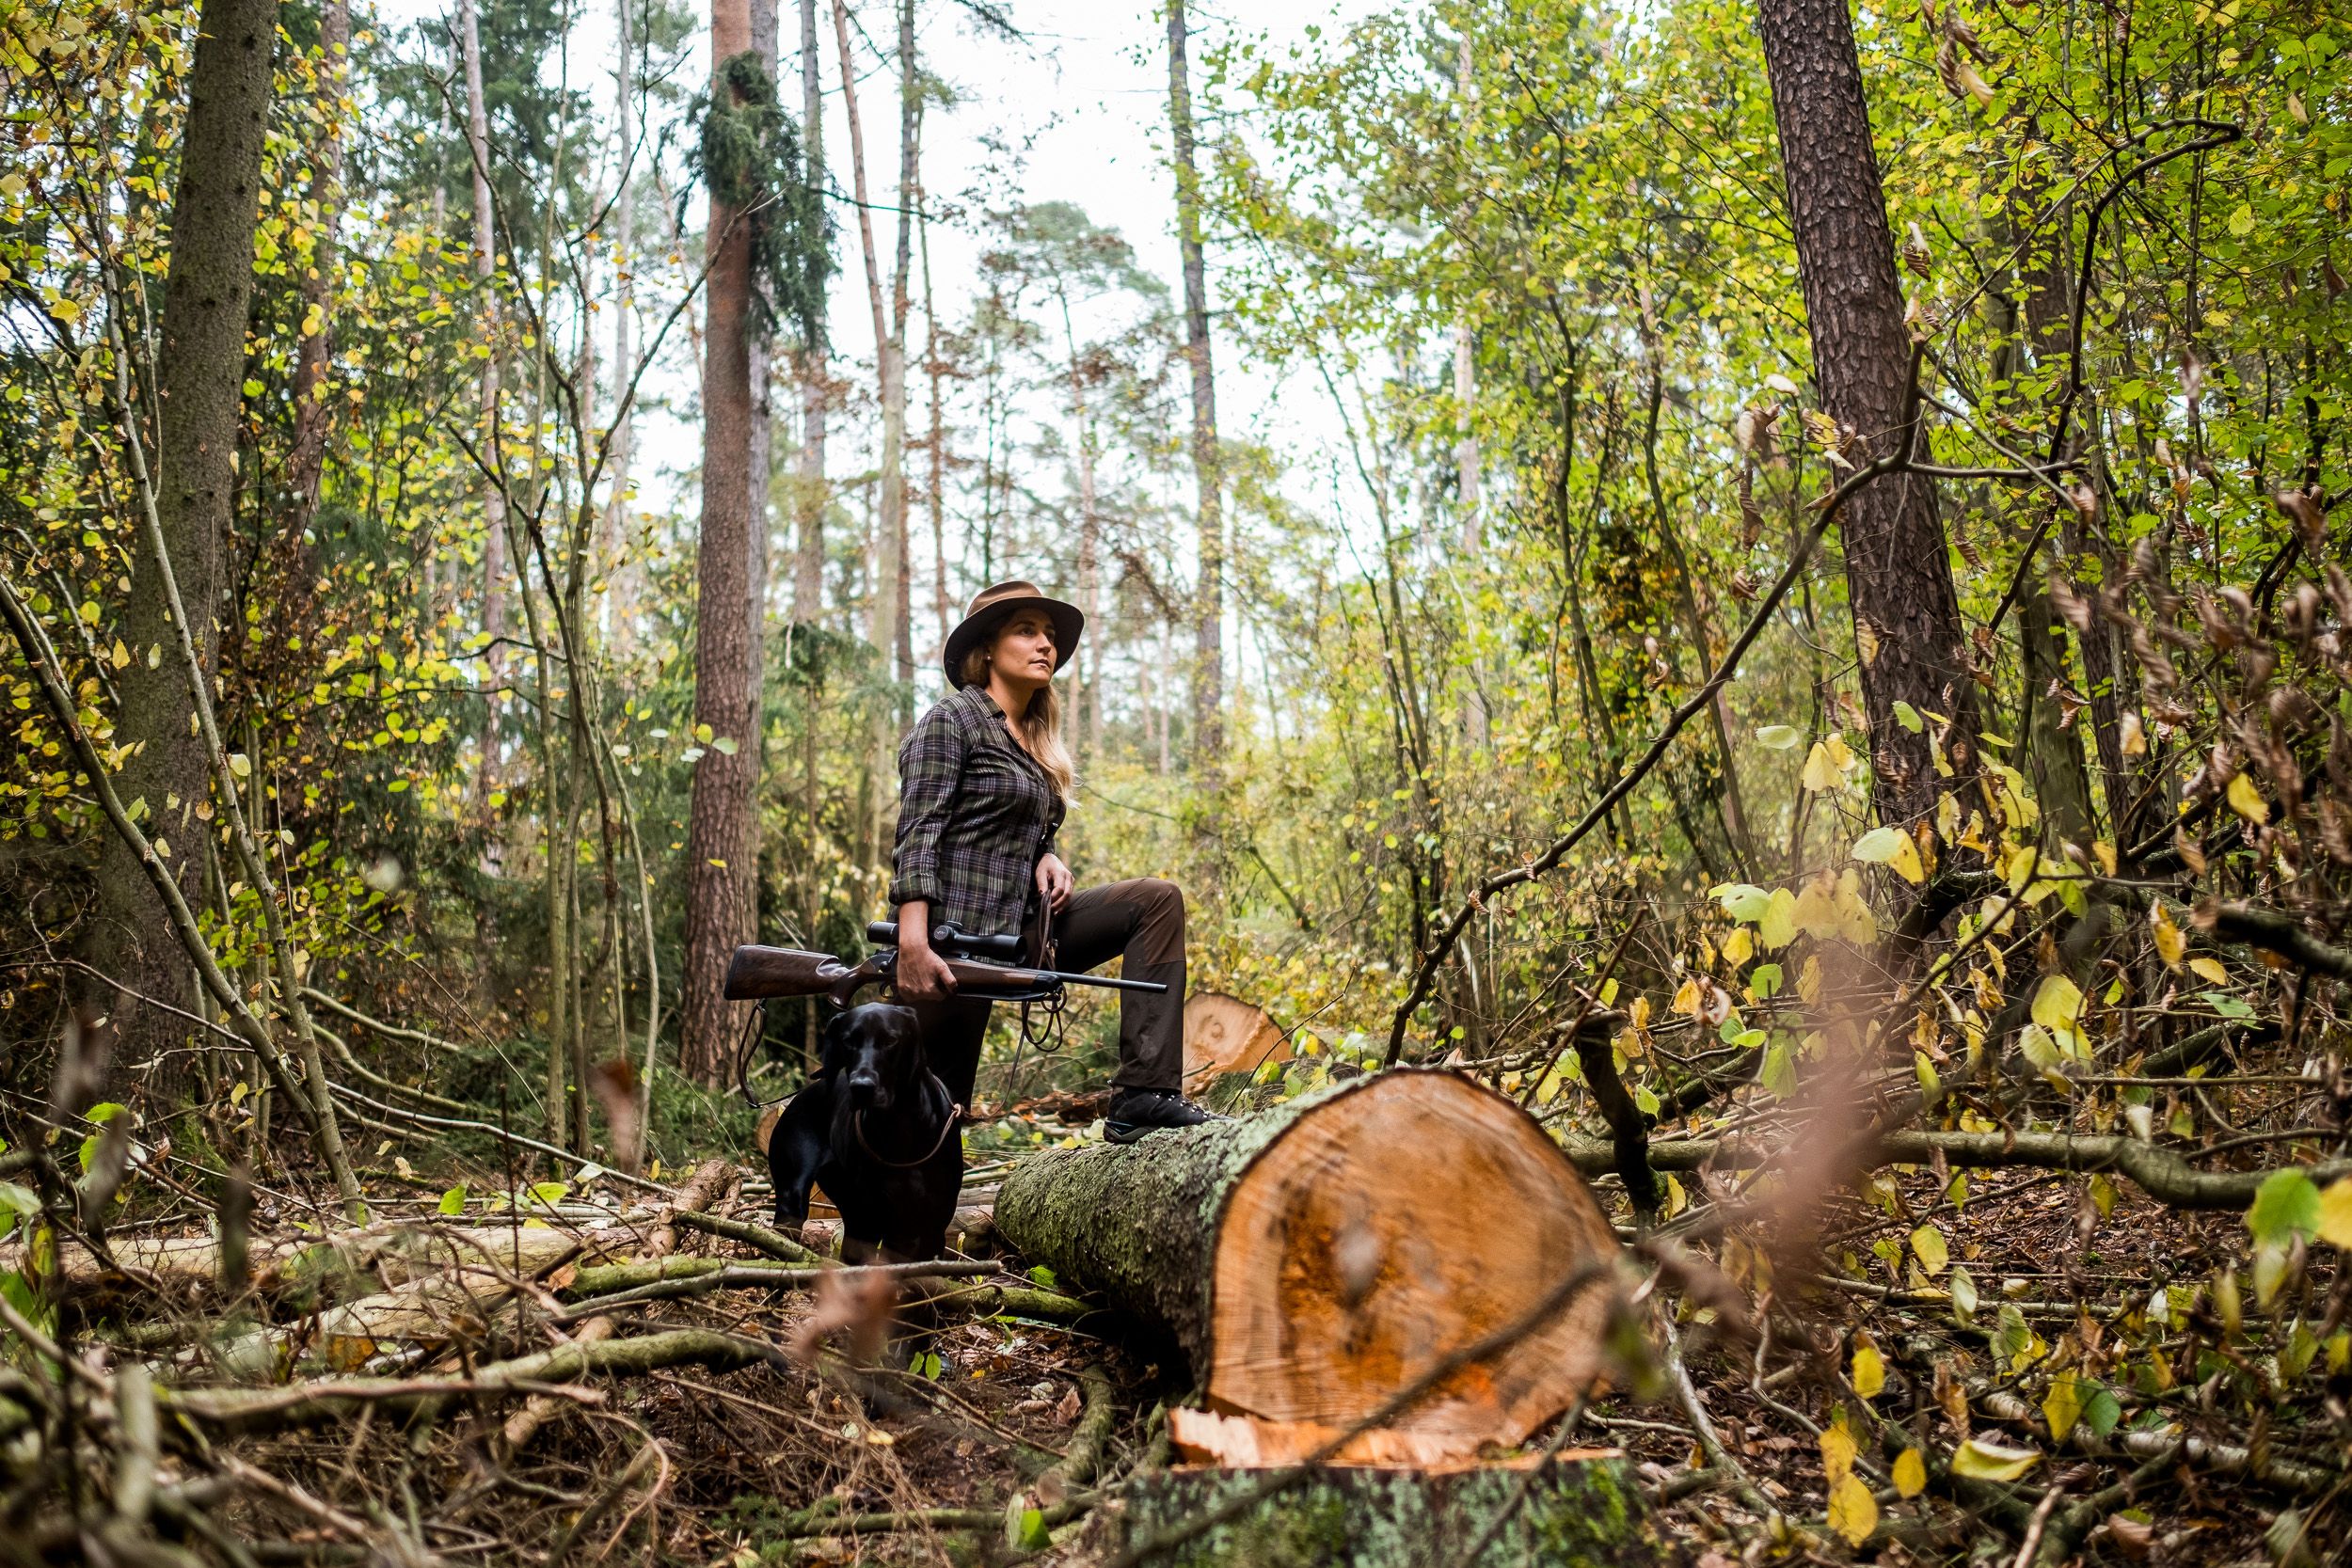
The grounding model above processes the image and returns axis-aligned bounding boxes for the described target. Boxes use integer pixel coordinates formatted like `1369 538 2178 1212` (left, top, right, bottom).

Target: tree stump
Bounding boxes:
994 1069 1619 1456
1117 1452 1648 1568
1183 990 1290 1085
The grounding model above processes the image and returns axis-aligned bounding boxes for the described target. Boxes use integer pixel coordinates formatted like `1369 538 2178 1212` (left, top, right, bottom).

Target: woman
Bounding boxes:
889 579 1222 1144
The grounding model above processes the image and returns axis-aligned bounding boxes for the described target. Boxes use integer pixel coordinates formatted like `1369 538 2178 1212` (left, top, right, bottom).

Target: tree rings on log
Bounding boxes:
993 1069 1620 1461
1207 1070 1616 1450
1119 1451 1645 1568
1184 990 1290 1084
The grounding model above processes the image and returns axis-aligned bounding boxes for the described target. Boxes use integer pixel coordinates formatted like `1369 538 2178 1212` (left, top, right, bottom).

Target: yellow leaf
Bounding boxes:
1802 741 1841 792
2151 904 2185 968
1673 976 1701 1016
1819 1420 1858 1485
1828 1473 1879 1547
1950 1438 2041 1481
1721 927 1754 967
1886 833 1925 883
1759 888 1798 951
2226 771 2269 825
1798 954 1823 1004
1851 1341 1885 1400
1892 1448 1927 1498
1911 1224 1949 1275
2030 974 2084 1045
2042 1370 2083 1444
1794 874 1841 938
2187 955 2229 986
2317 1178 2352 1249
109 639 130 670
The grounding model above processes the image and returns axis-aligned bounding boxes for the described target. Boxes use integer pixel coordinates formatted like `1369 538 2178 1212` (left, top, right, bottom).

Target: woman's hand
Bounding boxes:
1036 853 1073 913
897 938 959 1002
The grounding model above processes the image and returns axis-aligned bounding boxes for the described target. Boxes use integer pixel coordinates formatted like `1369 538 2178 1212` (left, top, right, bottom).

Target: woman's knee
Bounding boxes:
1136 878 1185 936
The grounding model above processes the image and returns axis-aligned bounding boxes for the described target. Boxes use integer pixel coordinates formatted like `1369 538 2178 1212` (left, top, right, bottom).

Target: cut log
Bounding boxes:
1184 991 1290 1085
1117 1452 1646 1568
994 1069 1618 1458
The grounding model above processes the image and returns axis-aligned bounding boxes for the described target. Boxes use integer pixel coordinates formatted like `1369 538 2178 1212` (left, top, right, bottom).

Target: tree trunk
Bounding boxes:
748 0 778 757
679 0 762 1085
889 0 917 705
832 0 903 678
1057 288 1101 764
1754 0 1979 827
458 0 510 800
1166 0 1223 771
790 0 827 626
2020 583 2094 846
90 0 277 1097
603 0 636 652
993 1071 1618 1454
285 0 347 517
1119 1454 1644 1568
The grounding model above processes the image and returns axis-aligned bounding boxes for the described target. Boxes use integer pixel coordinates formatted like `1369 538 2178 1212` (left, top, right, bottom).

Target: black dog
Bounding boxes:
767 1003 963 1262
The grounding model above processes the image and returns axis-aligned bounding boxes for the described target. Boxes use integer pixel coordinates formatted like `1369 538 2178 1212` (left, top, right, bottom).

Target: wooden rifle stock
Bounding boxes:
723 945 877 1003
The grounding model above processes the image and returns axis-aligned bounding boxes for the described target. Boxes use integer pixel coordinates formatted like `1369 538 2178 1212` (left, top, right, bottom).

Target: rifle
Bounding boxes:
723 921 1169 1009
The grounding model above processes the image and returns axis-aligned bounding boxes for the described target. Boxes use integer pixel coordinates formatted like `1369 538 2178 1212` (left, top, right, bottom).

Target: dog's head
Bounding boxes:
821 1003 927 1113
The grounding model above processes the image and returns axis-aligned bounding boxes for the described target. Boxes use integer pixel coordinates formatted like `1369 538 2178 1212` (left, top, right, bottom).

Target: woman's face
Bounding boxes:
988 610 1058 689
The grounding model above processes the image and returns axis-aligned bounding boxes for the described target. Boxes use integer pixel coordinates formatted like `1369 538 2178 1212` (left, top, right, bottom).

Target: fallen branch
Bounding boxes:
776 1494 1097 1541
552 1259 1001 1323
167 1328 762 1433
667 1207 822 1263
1971 1382 2333 1495
323 1079 670 1194
1565 1128 2349 1211
301 988 471 1055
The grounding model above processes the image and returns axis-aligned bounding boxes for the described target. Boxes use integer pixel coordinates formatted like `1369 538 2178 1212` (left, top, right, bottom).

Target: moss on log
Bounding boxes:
994 1069 1619 1455
1117 1455 1647 1568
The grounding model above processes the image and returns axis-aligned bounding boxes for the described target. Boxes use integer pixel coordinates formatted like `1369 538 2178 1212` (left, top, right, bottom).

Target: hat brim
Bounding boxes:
942 595 1086 687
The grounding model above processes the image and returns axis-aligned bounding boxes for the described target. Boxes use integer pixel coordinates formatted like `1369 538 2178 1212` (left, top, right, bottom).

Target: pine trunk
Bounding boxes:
790 0 827 625
993 1070 1619 1455
679 0 762 1085
1166 0 1223 772
90 0 277 1095
1754 0 1979 827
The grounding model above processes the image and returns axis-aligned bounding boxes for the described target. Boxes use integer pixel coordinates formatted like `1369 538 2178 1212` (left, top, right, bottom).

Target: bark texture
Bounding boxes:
91 0 277 1089
679 0 762 1084
1755 0 1979 826
1118 1455 1645 1568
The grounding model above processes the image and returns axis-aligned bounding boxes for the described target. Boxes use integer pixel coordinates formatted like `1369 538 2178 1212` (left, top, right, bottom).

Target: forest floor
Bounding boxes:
8 1079 2340 1568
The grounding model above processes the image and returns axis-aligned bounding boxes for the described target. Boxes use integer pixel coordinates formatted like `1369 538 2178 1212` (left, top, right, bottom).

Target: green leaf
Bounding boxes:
710 736 739 755
1748 963 1783 1000
1027 1264 1057 1290
527 1180 569 1208
1017 1508 1052 1550
437 1185 468 1216
2081 1382 2122 1438
1710 882 1771 922
2247 1169 2321 1248
1891 700 1923 733
1850 826 1907 862
1755 724 1803 750
1760 1042 1795 1099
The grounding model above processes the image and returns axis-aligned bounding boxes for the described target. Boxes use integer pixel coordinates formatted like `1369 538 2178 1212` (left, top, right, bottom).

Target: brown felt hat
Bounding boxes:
941 579 1085 688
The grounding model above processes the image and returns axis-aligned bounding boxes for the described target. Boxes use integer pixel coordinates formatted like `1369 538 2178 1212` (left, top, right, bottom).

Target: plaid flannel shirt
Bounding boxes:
889 684 1065 940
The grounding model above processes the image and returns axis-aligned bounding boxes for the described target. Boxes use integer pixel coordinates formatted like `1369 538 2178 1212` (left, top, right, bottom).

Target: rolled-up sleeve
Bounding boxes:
888 708 965 909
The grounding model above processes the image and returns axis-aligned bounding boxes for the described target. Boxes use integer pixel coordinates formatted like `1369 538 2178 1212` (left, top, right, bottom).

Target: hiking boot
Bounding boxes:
1104 1088 1226 1145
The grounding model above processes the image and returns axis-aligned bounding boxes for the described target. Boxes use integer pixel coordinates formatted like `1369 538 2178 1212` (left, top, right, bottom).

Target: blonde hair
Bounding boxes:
959 644 1075 800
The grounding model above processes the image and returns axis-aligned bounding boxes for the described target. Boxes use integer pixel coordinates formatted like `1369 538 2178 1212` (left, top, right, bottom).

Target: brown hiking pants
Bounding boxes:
910 877 1187 1107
